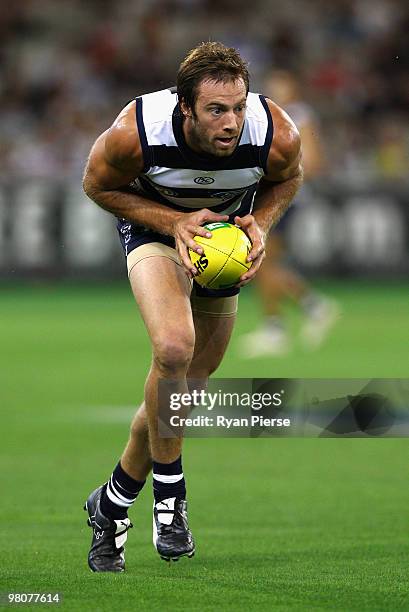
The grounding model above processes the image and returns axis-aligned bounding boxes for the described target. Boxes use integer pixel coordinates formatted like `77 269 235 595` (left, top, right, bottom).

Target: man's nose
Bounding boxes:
222 110 237 131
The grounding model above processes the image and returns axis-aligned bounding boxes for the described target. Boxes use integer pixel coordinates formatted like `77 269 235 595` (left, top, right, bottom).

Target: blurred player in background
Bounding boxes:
240 70 340 357
82 43 302 572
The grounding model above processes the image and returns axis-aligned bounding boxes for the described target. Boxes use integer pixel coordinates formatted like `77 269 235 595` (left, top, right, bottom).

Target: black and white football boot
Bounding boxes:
84 485 133 572
153 497 195 562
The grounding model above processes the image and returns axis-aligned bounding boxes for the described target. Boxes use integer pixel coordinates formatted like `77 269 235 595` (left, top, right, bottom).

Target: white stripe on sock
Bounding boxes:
106 487 133 507
152 472 184 484
110 477 136 503
110 477 136 504
107 479 134 507
106 485 133 507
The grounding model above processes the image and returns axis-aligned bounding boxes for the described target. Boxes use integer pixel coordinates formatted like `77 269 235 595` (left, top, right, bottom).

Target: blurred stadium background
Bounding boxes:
1 0 408 278
1 1 409 609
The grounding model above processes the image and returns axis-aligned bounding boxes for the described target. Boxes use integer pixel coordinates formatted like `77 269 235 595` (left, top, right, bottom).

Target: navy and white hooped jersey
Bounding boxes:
129 88 273 217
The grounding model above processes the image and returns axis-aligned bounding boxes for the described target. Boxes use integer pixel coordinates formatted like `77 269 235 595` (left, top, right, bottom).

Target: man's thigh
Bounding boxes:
127 243 193 345
189 293 238 375
127 241 237 368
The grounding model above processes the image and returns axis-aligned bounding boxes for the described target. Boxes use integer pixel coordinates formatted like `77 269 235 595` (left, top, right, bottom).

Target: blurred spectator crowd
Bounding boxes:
1 0 408 185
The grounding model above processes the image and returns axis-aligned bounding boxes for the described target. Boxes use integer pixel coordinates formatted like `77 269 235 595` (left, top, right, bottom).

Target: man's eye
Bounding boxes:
211 108 222 115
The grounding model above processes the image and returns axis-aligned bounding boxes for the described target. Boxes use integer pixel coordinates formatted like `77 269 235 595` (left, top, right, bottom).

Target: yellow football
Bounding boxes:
189 222 252 289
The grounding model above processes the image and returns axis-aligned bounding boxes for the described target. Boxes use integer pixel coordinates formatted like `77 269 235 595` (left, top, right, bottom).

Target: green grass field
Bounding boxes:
1 281 409 611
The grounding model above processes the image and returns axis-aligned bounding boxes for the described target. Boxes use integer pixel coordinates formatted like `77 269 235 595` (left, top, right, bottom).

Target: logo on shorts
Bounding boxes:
194 176 215 185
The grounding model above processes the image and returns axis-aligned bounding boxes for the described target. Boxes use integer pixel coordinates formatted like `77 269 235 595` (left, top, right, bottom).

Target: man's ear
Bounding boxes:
180 100 192 118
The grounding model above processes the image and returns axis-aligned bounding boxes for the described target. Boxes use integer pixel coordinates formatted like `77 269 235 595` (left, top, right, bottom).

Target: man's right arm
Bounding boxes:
82 101 227 276
82 101 184 236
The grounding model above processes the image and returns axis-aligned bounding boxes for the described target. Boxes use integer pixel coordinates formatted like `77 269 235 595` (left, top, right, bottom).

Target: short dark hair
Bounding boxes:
177 42 250 110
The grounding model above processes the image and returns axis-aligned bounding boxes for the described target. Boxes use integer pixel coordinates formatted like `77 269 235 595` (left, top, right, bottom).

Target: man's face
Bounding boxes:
181 78 247 157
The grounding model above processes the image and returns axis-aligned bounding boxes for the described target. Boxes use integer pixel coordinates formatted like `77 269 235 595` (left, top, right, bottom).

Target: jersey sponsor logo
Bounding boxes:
153 185 179 197
194 176 215 185
210 189 244 201
162 188 178 197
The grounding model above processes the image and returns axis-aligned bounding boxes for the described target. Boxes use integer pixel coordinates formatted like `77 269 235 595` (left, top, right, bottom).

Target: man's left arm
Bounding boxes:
235 99 303 286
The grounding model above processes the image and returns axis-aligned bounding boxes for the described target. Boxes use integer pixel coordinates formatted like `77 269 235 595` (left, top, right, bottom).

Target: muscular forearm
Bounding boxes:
83 182 182 236
252 171 303 235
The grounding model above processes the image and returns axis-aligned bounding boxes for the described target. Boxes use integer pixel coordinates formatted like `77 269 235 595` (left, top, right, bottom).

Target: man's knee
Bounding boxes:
153 332 195 374
130 406 149 438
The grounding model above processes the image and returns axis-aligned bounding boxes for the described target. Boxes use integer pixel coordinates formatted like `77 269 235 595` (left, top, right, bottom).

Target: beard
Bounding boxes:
188 117 237 158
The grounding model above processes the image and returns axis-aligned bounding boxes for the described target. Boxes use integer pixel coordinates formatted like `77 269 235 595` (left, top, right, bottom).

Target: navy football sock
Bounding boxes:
100 461 146 520
152 456 186 503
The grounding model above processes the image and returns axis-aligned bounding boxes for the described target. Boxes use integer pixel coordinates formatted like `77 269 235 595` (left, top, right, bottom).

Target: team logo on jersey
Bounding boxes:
194 176 215 185
162 188 178 197
210 189 244 201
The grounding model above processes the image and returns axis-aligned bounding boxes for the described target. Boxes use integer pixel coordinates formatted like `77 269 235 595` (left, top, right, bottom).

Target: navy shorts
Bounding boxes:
117 219 240 298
